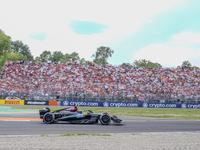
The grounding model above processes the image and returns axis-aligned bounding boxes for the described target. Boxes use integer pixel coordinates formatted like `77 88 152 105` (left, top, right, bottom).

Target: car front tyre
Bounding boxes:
99 114 111 125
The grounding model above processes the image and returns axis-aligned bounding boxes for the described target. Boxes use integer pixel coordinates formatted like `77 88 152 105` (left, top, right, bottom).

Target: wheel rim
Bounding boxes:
45 115 52 122
102 116 110 123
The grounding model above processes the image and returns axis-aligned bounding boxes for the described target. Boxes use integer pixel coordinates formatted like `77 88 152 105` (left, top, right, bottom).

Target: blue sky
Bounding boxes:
29 33 47 41
0 0 200 67
69 21 108 35
109 1 200 67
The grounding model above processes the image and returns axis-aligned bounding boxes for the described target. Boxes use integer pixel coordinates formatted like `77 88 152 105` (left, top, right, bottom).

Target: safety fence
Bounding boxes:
1 93 200 104
1 99 200 109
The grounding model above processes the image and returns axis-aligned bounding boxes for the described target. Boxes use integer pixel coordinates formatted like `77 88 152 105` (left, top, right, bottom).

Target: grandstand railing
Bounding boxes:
1 93 200 104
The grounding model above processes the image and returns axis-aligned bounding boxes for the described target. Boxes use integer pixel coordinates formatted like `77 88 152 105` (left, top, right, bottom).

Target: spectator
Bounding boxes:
0 61 200 102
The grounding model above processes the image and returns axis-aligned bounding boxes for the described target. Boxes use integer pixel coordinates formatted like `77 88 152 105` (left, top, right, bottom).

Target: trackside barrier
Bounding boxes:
24 100 49 105
49 100 58 106
0 99 24 105
24 100 57 106
60 100 200 109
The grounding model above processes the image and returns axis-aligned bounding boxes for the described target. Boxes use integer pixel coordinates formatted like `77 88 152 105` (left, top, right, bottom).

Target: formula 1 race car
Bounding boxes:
39 106 124 125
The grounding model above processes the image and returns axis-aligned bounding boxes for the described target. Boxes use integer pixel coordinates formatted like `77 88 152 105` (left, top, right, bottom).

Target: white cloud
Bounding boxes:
172 32 200 44
0 0 181 60
133 32 200 67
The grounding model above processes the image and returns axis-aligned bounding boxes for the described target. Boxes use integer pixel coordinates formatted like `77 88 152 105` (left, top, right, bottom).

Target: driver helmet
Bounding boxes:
74 105 78 111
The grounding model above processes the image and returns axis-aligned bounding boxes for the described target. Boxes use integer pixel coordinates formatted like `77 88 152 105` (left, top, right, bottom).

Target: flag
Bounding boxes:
126 95 132 99
139 96 145 102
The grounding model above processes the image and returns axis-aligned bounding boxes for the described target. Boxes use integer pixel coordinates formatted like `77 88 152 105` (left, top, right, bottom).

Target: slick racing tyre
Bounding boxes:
43 112 55 124
99 113 111 125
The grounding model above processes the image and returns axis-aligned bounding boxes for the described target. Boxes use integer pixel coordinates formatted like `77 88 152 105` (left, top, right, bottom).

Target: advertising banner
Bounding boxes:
24 100 49 105
60 100 200 109
142 103 200 109
141 103 178 108
60 100 101 107
0 99 24 105
179 103 200 109
49 100 58 106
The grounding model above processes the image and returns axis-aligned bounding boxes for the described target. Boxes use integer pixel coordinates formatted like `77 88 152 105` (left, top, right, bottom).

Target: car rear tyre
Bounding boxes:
99 114 111 125
43 113 55 124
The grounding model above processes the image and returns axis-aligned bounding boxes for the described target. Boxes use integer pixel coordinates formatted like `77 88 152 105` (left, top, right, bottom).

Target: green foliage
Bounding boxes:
35 56 41 62
60 53 74 64
92 46 114 66
120 63 132 68
64 53 71 61
11 40 33 60
134 59 162 68
60 58 66 64
12 107 200 120
49 51 64 62
35 50 82 64
0 54 7 71
41 133 111 137
181 60 192 69
79 58 86 65
0 29 11 56
7 52 27 61
191 66 199 70
0 52 27 71
70 52 80 62
39 50 51 62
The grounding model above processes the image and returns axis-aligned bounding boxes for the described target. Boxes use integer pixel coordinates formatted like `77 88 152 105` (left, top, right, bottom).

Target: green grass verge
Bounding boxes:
41 133 111 137
12 107 200 120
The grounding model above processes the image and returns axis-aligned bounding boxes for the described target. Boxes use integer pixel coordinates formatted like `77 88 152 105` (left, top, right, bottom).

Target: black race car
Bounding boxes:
39 106 124 125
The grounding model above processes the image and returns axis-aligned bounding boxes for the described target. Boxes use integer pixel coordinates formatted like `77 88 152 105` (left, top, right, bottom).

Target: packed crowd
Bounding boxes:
0 60 200 102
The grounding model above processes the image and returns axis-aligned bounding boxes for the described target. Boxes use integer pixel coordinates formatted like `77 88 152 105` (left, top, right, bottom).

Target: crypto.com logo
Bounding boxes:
103 102 109 107
63 101 69 106
142 103 148 108
181 104 187 108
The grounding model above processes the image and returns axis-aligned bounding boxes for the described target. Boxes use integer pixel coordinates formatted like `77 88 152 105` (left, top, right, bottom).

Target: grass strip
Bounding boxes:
41 133 111 137
12 107 200 120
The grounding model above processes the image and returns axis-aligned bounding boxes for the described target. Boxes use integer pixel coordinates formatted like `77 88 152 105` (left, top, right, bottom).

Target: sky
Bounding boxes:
0 0 200 67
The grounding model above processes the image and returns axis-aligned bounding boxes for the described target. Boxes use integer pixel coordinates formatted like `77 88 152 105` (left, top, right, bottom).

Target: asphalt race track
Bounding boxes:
0 111 200 135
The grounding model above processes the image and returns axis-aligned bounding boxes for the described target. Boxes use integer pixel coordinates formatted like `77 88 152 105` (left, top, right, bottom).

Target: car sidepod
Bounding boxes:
55 114 99 124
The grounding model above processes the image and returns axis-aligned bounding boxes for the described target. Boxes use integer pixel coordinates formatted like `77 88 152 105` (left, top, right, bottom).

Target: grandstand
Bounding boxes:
0 60 200 103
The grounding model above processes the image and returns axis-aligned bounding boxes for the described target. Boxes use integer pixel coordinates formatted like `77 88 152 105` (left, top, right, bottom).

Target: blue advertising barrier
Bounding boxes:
60 100 200 109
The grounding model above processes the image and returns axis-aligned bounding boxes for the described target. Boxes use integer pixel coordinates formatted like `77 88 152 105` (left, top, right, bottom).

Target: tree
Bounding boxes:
39 50 51 62
0 52 27 71
0 54 7 71
133 59 162 68
50 51 64 62
35 56 41 62
7 52 27 61
79 58 86 65
64 53 71 61
0 29 11 56
79 58 92 65
70 52 80 62
181 60 192 69
120 63 132 68
92 46 114 66
11 40 33 60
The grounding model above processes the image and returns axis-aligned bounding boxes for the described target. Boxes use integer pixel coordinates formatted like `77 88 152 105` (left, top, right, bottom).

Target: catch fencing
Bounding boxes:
1 93 200 104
